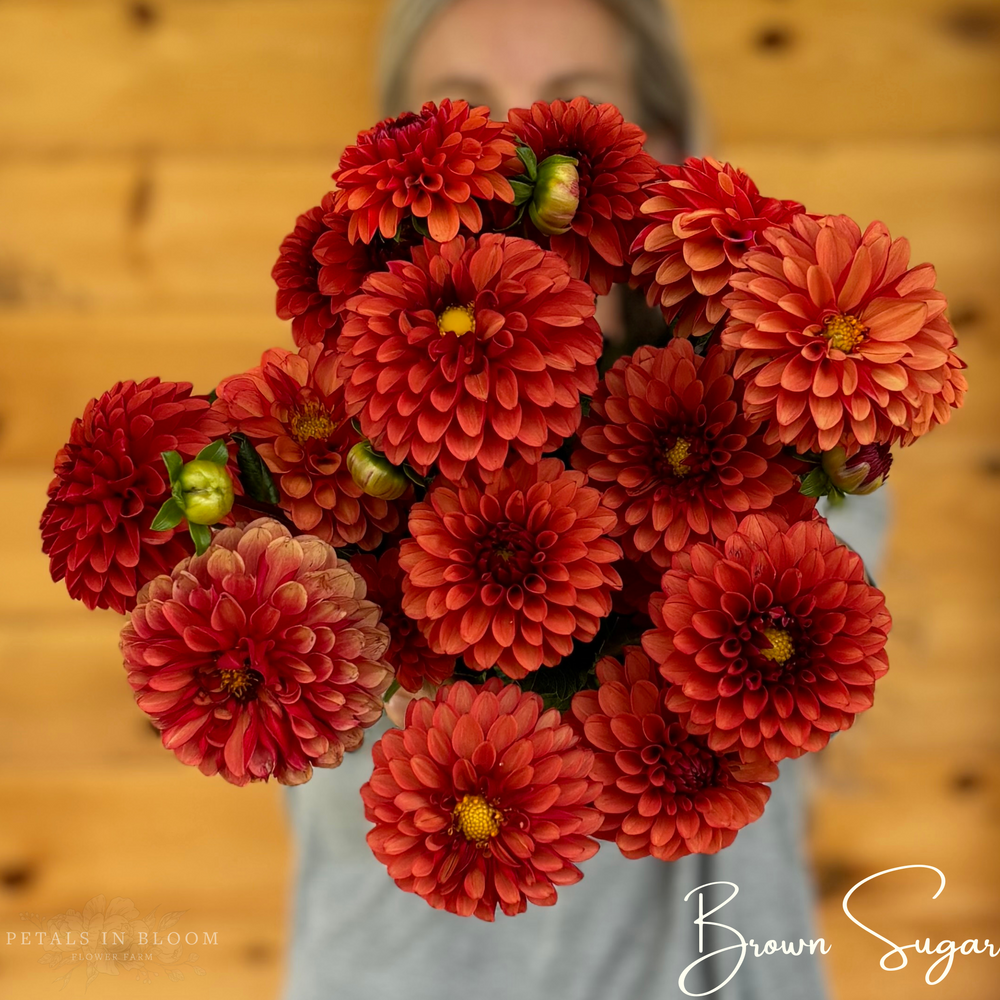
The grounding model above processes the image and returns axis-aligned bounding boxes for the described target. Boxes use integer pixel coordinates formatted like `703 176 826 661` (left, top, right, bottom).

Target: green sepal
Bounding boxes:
206 389 218 404
538 153 579 169
161 450 184 485
188 521 213 556
411 215 431 239
195 439 230 465
403 464 429 487
496 205 528 233
150 497 185 532
509 178 536 207
516 144 538 181
231 432 280 505
800 467 839 498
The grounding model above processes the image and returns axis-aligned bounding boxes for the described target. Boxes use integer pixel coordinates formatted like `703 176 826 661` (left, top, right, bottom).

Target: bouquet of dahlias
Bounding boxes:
41 97 965 921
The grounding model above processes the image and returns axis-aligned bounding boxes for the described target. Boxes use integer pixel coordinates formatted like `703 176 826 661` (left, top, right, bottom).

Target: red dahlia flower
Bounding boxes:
351 548 457 693
509 98 659 294
722 213 967 454
642 514 891 764
361 678 602 920
631 157 804 338
333 99 517 244
216 344 410 547
273 193 342 347
337 234 602 483
573 340 800 569
572 647 775 861
40 378 231 613
273 196 400 348
399 459 622 680
121 518 392 785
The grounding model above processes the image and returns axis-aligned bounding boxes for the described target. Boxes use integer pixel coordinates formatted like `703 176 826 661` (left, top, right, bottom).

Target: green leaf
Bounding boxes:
411 215 431 238
516 144 538 180
206 389 218 404
161 450 184 485
150 497 184 532
195 439 229 465
188 521 213 556
509 178 535 207
232 432 280 505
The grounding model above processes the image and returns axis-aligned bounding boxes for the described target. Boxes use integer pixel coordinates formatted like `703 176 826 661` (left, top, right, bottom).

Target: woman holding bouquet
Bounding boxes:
279 1 888 998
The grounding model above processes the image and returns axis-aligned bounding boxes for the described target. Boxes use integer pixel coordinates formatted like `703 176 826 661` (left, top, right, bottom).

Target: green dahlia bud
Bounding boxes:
347 441 409 500
820 443 893 496
178 459 235 525
528 154 580 237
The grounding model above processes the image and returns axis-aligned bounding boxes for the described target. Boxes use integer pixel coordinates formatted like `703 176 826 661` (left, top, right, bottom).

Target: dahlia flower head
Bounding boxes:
336 233 603 483
630 156 804 338
40 378 232 614
351 548 458 694
272 193 406 348
333 99 518 244
361 678 602 920
642 514 891 764
399 458 622 680
573 338 801 571
509 97 659 294
121 518 392 786
216 343 410 548
572 647 776 862
723 213 966 454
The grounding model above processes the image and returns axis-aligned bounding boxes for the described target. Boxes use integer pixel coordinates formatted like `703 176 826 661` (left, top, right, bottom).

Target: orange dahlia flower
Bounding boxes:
722 213 967 454
40 378 231 613
573 340 801 568
121 518 392 785
630 157 804 338
351 548 457 693
399 459 622 680
642 514 891 764
333 100 517 244
216 344 410 547
336 234 602 483
361 678 602 920
508 98 659 294
572 647 775 861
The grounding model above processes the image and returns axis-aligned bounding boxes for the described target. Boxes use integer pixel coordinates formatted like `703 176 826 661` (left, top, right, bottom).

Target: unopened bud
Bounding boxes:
529 155 580 237
347 441 409 500
821 443 893 495
178 460 235 524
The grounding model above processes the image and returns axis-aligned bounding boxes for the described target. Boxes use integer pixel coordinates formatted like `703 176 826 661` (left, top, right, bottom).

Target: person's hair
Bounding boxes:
377 0 701 155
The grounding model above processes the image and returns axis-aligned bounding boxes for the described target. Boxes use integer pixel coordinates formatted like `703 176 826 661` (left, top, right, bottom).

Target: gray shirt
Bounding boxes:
283 493 887 1000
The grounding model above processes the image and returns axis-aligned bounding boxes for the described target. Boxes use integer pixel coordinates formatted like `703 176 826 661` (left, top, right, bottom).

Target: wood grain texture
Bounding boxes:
0 2 997 998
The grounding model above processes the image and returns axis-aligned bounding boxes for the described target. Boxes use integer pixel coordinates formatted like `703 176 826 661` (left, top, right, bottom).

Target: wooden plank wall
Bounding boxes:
0 1 997 997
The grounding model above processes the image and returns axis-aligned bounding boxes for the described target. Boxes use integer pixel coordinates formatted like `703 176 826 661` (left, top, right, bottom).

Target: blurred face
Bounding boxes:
406 0 638 121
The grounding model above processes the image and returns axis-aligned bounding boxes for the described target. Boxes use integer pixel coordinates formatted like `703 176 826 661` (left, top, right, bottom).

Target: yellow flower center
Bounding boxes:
759 627 795 665
822 313 867 353
451 794 503 847
289 400 339 445
665 437 693 478
437 304 476 338
218 667 261 702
